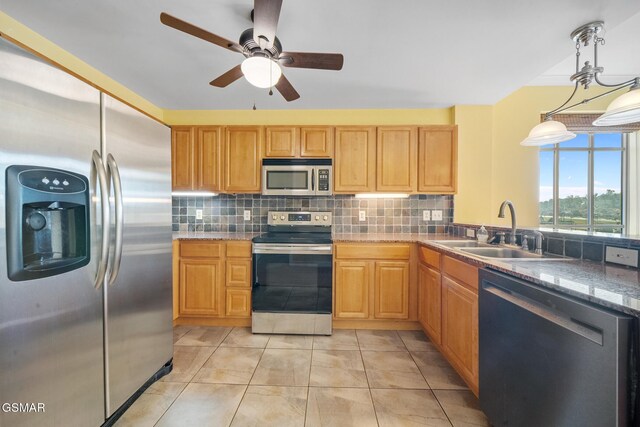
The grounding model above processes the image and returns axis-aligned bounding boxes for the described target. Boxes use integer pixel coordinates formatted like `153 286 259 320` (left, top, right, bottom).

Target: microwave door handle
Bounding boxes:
311 168 315 192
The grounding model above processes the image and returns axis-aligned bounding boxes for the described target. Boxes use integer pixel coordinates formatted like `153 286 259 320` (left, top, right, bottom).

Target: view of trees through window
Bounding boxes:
539 133 624 233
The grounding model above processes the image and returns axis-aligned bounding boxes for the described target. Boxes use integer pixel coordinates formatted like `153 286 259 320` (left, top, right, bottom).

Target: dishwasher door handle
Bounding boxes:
484 284 604 345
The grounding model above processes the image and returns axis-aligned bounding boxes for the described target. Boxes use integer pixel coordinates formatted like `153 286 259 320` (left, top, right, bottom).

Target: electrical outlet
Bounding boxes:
422 210 431 221
243 210 251 221
605 246 638 268
466 228 476 238
432 210 443 221
195 209 203 220
359 210 366 222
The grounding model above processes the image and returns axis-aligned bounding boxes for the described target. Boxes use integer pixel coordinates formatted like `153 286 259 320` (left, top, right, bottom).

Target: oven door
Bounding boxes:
252 243 332 314
261 165 314 196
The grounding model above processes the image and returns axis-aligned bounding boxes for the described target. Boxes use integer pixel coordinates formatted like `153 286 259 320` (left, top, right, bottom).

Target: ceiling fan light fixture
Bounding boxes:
241 56 282 88
520 119 576 146
593 85 640 126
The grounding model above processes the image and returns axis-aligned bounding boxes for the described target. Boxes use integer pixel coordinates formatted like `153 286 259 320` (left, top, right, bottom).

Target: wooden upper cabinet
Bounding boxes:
197 126 223 191
334 127 376 193
265 127 298 157
418 125 458 193
376 126 417 192
300 126 334 157
171 127 195 190
224 126 263 193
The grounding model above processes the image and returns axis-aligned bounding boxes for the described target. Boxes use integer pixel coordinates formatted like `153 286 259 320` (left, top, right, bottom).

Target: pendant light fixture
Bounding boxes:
521 21 640 146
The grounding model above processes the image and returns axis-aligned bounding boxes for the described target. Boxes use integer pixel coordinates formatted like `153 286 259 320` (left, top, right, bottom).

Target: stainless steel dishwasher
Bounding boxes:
479 268 634 427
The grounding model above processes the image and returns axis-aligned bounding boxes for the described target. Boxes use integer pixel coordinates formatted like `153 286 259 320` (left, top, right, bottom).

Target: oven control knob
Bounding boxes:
323 215 328 221
272 214 277 220
280 215 285 220
315 215 320 220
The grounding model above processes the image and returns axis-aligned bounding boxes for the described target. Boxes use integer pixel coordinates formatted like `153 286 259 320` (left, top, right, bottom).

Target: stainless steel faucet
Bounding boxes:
498 200 517 245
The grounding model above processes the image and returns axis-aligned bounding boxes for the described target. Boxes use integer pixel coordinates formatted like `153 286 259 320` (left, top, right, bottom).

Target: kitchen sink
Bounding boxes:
431 240 489 248
459 247 570 261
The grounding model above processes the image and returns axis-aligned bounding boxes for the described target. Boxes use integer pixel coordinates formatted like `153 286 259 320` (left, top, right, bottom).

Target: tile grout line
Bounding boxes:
355 330 382 427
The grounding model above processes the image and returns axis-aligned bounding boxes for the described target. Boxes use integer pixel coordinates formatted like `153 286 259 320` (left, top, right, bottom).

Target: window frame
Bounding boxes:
539 132 627 232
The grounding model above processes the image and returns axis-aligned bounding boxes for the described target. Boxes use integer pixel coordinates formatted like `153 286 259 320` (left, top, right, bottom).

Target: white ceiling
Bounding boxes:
2 0 640 110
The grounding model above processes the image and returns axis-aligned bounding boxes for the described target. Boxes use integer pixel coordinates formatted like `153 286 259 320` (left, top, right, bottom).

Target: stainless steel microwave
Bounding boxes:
262 159 332 196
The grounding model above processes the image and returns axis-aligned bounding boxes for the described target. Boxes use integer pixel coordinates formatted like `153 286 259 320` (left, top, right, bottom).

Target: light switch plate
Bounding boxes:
243 210 251 221
432 210 443 221
605 246 638 268
466 228 476 238
359 211 366 222
423 210 431 221
195 209 203 220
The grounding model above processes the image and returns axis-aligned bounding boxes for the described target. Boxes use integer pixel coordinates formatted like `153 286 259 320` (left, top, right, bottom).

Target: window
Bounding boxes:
539 132 626 233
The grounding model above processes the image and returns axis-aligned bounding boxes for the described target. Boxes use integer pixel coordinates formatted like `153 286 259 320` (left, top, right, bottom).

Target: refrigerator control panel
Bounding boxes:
6 165 90 281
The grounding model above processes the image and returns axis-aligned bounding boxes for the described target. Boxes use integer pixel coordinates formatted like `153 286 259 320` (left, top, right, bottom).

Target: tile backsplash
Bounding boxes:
172 194 453 234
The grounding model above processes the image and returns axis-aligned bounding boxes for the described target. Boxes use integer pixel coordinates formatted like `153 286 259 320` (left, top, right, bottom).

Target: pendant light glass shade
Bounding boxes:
592 87 640 126
241 57 282 88
520 120 576 146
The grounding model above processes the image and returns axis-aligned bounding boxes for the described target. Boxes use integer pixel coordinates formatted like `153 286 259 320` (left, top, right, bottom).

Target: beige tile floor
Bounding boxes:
115 327 490 427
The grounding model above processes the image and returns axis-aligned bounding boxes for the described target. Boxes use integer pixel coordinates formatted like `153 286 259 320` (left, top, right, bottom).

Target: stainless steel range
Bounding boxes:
252 211 333 335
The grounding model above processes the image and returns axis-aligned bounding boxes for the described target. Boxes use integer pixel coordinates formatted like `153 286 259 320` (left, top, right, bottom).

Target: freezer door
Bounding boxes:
0 38 105 426
102 94 173 416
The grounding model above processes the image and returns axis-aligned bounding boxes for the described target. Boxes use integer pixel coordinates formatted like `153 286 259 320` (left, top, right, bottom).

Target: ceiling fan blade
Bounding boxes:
253 0 282 50
209 64 244 87
279 52 344 70
275 74 300 102
160 12 243 53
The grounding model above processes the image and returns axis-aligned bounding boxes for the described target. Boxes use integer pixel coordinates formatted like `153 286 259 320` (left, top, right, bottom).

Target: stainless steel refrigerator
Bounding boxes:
0 37 173 426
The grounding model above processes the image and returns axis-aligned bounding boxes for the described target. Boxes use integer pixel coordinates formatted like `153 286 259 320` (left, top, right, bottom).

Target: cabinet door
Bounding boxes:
265 126 298 157
418 264 441 344
179 259 224 316
441 276 478 391
300 126 334 157
224 126 263 193
334 127 376 193
334 261 370 319
171 127 195 190
226 259 251 288
226 289 251 317
418 126 457 193
376 126 417 192
197 126 223 191
374 261 409 319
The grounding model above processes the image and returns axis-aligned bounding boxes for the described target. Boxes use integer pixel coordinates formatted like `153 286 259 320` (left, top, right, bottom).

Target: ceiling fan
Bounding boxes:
160 0 344 102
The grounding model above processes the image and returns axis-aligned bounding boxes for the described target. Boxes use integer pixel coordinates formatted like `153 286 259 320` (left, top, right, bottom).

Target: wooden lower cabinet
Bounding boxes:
179 259 224 316
334 261 370 319
374 261 409 319
226 259 251 287
418 263 441 344
441 276 479 393
226 289 251 317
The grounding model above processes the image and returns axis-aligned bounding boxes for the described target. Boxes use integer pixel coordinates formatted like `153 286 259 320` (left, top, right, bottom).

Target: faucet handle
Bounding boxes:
521 235 530 251
495 232 506 245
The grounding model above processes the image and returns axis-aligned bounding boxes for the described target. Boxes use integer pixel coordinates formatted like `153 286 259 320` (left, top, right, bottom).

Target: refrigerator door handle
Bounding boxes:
106 153 124 285
91 150 110 288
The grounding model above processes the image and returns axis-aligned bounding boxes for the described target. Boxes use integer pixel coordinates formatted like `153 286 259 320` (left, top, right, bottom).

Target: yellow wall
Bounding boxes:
163 108 452 126
0 11 164 122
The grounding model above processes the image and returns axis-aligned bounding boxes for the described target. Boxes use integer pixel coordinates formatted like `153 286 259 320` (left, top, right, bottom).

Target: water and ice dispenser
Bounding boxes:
6 165 90 281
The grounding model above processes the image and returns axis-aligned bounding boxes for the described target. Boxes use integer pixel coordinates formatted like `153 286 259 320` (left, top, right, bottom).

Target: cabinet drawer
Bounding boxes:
442 256 478 291
226 241 252 258
418 245 441 270
226 259 251 288
335 244 410 260
226 289 251 317
180 241 224 258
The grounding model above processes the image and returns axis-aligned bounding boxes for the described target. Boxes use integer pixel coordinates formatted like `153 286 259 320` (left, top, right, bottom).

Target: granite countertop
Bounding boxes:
173 231 258 241
419 239 640 317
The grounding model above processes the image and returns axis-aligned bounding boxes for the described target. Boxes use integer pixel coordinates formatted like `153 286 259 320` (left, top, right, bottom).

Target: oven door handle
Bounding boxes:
253 245 333 255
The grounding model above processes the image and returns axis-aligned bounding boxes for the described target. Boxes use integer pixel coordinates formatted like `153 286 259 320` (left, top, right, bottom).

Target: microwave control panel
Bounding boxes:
317 169 330 192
